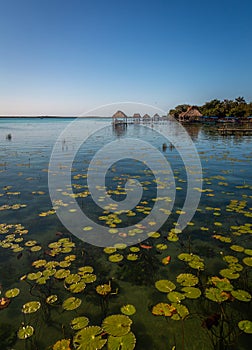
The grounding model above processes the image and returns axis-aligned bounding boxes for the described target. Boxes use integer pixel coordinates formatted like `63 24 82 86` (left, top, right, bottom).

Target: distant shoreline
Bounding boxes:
0 116 111 119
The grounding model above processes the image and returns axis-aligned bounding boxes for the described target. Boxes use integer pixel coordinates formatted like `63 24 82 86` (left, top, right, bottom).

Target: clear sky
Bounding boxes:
0 0 252 116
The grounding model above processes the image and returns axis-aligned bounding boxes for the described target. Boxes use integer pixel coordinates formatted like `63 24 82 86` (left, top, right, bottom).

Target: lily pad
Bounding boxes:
17 325 34 339
177 253 193 262
109 254 124 263
171 303 189 320
243 257 252 267
231 289 251 302
155 280 176 293
238 320 252 334
107 332 136 350
65 274 81 284
73 326 107 350
69 281 86 293
46 295 58 304
176 273 199 287
230 245 244 252
78 266 94 274
210 276 233 291
220 269 240 279
81 273 97 283
96 283 111 295
167 291 185 303
152 303 176 317
71 316 89 330
22 301 41 314
27 271 42 281
223 255 238 264
53 339 71 350
205 288 229 303
54 269 70 279
102 314 132 336
126 254 138 261
62 297 82 311
5 288 20 298
181 287 201 299
104 247 117 254
120 304 136 316
244 249 252 256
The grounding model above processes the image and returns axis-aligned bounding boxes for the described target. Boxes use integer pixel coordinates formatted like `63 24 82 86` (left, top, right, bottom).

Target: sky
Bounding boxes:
0 0 252 116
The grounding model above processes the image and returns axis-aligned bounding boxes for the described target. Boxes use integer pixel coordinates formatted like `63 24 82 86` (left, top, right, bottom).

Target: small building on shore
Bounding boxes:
112 110 128 124
142 113 151 123
178 106 202 123
132 113 141 123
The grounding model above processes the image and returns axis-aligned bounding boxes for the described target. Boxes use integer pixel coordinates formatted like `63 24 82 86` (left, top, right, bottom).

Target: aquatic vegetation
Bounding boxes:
102 314 132 336
62 297 82 311
155 280 176 293
238 320 252 334
71 316 89 330
17 324 34 340
120 304 136 316
22 301 41 314
73 326 107 350
107 332 136 350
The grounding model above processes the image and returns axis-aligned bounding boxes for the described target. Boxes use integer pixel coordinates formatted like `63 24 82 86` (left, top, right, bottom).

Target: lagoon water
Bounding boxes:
0 118 251 349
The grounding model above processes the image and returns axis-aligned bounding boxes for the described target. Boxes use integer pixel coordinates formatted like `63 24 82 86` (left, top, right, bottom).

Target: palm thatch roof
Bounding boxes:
179 106 202 118
133 113 141 118
143 113 151 119
112 110 127 119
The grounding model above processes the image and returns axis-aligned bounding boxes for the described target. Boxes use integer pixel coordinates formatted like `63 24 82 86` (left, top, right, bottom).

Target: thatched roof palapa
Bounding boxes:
112 110 128 119
179 106 202 122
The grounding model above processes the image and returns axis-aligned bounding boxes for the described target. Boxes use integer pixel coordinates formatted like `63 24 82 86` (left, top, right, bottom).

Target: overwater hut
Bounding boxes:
132 113 141 124
142 113 151 123
112 110 127 125
153 113 161 122
178 106 202 123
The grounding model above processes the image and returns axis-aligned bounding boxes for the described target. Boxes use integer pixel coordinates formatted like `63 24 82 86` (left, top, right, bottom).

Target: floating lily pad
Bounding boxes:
220 269 240 279
171 303 189 320
205 288 229 303
156 243 168 250
71 316 89 330
54 269 70 279
46 295 58 304
102 314 132 336
78 266 94 274
152 303 176 317
65 274 81 284
244 249 252 256
69 281 86 293
129 247 140 253
176 273 199 287
230 245 244 252
27 271 42 281
177 253 193 262
243 257 252 266
121 304 136 316
104 247 117 254
30 245 42 252
107 332 136 350
126 254 138 261
53 339 71 350
73 326 107 350
155 280 176 293
22 301 41 314
17 325 34 339
96 283 111 295
210 276 233 291
62 297 82 311
228 263 243 272
181 287 201 299
238 320 252 334
5 288 20 298
167 291 185 303
109 254 124 263
81 273 97 283
114 243 127 250
223 255 238 264
231 289 251 302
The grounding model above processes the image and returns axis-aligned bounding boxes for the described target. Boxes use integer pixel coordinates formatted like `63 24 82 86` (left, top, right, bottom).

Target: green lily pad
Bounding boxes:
46 295 58 304
102 314 132 336
152 303 176 317
78 266 94 274
53 339 71 350
230 245 244 252
188 258 204 270
65 274 81 284
27 271 42 281
228 263 243 272
171 303 189 320
167 291 185 303
71 316 89 330
109 254 124 263
81 273 97 283
155 280 176 293
238 320 252 334
104 247 117 254
156 243 168 250
181 287 201 299
62 297 82 311
107 332 136 350
126 254 138 261
5 288 20 298
73 326 107 350
243 257 252 266
176 273 199 287
36 276 49 285
220 269 240 279
223 255 238 264
177 253 193 262
69 281 86 293
43 269 56 278
96 283 111 295
209 276 233 291
54 269 70 279
244 249 252 256
17 325 34 339
120 304 136 316
22 301 41 314
231 289 251 302
129 247 140 253
205 288 229 303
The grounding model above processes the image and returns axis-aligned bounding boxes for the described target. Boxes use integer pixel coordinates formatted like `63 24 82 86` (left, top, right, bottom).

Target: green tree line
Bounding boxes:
169 97 252 119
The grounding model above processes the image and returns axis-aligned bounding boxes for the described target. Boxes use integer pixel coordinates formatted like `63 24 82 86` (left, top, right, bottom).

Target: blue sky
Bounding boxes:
0 0 251 115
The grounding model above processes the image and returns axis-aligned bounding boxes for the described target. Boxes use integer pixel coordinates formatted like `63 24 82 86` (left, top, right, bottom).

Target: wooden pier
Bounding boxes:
218 128 252 135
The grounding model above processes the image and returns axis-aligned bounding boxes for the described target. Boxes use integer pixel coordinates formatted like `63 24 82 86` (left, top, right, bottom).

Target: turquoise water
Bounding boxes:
0 118 251 350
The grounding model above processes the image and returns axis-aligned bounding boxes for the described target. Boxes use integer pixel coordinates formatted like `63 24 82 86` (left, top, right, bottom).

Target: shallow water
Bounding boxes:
0 118 251 350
